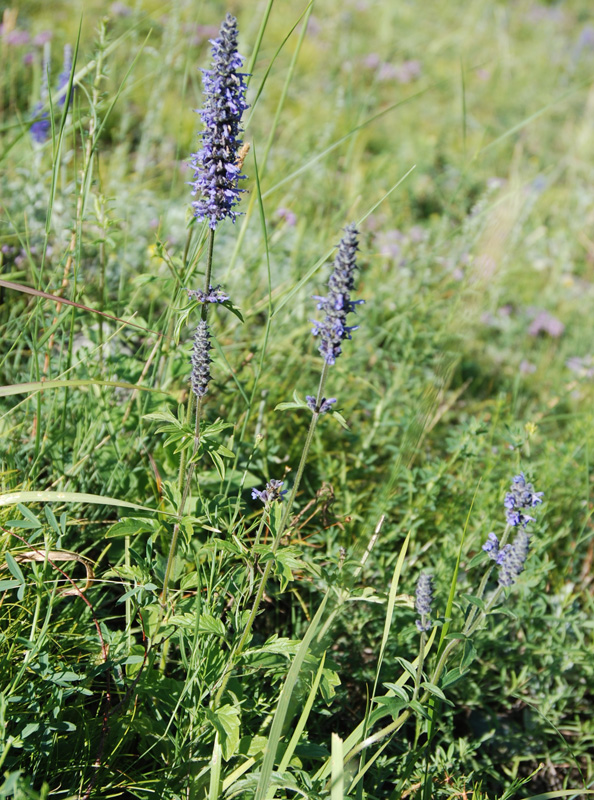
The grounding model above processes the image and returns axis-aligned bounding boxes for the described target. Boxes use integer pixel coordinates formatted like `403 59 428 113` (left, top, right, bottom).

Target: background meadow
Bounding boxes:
1 0 594 798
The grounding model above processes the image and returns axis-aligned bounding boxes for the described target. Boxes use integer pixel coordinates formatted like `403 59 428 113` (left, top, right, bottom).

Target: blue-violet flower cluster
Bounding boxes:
190 13 249 228
252 480 287 505
312 224 363 365
187 285 229 304
504 472 543 527
482 473 543 587
306 396 336 414
191 320 212 398
415 572 434 632
497 528 531 587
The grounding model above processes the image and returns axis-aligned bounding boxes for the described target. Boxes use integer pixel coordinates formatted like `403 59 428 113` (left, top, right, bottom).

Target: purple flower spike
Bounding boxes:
252 479 287 505
504 473 543 527
191 320 212 398
190 14 249 228
312 224 364 365
306 396 337 414
498 529 530 587
415 572 434 633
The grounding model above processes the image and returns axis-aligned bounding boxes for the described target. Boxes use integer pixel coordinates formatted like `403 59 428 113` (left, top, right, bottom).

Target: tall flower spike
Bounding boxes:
190 13 249 228
30 52 50 144
312 224 364 365
415 572 434 632
191 320 212 398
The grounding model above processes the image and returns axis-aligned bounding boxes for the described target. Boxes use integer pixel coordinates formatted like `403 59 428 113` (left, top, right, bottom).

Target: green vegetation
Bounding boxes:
1 1 594 798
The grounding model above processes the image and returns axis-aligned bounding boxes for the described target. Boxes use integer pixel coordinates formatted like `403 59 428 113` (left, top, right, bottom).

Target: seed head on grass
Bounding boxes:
190 13 249 228
415 572 434 632
312 224 364 365
191 320 212 398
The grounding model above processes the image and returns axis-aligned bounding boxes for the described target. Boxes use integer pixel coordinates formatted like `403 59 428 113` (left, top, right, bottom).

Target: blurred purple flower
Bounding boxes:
375 229 403 259
528 310 564 338
276 207 297 226
110 2 132 16
363 53 381 70
519 360 536 375
187 24 219 46
566 355 594 379
4 29 30 46
33 31 52 46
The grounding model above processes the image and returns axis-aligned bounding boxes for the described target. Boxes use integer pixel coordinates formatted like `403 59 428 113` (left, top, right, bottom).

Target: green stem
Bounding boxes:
160 229 215 606
463 524 511 633
213 363 331 706
413 632 426 702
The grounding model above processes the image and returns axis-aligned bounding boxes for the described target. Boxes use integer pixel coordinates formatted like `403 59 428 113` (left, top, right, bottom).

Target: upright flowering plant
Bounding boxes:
190 13 249 228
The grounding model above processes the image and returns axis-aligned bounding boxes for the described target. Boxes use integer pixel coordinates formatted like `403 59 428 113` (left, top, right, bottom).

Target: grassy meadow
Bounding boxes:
1 0 594 797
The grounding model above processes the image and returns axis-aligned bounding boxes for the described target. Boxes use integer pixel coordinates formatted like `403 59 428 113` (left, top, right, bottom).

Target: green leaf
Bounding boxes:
461 593 487 612
331 411 350 430
143 408 180 425
382 682 410 702
441 667 464 688
420 681 454 705
4 552 25 585
198 614 226 638
0 579 21 591
207 704 241 761
395 657 418 680
0 491 174 516
16 504 42 527
461 640 477 671
106 518 156 538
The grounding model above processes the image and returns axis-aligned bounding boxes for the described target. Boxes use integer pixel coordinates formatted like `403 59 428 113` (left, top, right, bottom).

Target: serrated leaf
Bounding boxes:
198 614 226 637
